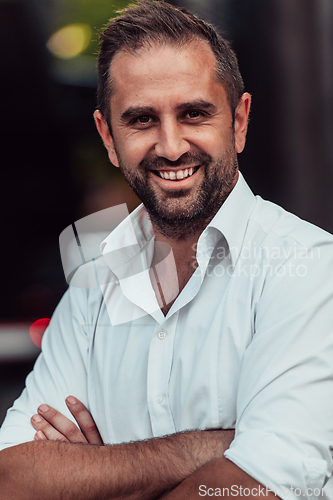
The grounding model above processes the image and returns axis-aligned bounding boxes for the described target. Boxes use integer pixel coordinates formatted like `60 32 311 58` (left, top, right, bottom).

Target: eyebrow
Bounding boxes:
120 100 217 123
175 100 217 113
121 106 156 123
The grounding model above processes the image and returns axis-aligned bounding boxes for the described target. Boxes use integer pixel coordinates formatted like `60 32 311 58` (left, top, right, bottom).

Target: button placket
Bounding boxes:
147 317 178 436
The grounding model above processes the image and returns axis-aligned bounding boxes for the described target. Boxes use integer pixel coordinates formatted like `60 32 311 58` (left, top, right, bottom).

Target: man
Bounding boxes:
1 1 333 499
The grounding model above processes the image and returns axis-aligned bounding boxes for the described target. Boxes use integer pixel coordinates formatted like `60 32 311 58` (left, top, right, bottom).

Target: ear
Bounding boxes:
234 92 251 154
93 110 119 167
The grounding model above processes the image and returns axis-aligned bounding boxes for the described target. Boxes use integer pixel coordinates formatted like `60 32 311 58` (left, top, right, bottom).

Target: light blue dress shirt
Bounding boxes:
1 173 333 499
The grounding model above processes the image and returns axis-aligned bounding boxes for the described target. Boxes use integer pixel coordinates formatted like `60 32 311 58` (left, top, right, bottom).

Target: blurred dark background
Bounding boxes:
0 0 332 423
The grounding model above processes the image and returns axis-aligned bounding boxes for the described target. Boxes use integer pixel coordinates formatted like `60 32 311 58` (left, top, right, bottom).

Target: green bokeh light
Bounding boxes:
55 0 131 56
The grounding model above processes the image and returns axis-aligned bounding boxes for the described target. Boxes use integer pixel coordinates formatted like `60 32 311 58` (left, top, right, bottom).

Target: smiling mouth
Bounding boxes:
153 166 200 181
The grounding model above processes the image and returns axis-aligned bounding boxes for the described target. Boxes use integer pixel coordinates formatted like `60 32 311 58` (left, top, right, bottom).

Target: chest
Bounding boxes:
151 259 197 316
86 272 255 445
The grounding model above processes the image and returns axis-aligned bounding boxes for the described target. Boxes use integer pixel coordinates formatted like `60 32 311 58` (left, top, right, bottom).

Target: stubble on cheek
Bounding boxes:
114 143 238 240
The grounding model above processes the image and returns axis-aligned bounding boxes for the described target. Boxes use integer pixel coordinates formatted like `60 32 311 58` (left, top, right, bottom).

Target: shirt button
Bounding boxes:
155 395 163 403
158 331 166 340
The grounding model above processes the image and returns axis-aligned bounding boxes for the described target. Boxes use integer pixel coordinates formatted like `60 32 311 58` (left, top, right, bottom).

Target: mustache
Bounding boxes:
139 151 212 170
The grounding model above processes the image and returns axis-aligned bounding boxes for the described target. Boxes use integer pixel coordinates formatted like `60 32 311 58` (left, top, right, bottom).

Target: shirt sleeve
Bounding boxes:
224 239 333 500
0 285 97 451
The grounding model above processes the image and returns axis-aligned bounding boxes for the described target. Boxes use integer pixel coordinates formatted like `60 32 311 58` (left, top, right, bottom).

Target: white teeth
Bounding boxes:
157 166 197 181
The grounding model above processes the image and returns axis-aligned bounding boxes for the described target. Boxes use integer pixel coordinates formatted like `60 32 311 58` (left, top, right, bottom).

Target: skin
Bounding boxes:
94 40 250 311
2 399 236 500
94 41 251 294
0 42 276 499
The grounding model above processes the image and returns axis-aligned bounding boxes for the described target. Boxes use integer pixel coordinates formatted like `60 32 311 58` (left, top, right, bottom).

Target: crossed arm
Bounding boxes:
0 397 274 500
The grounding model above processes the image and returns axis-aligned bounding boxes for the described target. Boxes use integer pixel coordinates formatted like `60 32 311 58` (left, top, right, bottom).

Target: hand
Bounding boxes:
31 396 103 445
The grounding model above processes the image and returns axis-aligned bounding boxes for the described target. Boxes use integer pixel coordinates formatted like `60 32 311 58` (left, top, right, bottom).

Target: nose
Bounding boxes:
154 118 190 161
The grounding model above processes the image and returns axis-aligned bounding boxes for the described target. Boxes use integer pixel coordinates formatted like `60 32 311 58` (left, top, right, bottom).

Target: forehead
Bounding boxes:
109 41 228 113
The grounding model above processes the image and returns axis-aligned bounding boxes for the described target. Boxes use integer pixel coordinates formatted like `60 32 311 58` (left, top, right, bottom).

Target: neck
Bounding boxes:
149 225 200 316
152 225 200 265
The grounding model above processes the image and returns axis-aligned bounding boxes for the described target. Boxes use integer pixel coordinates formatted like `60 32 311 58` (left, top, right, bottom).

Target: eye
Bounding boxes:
137 115 152 124
130 114 156 130
186 110 202 119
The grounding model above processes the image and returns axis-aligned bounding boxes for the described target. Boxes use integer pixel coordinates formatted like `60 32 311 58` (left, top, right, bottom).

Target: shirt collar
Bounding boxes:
100 171 256 272
206 171 256 266
100 203 154 275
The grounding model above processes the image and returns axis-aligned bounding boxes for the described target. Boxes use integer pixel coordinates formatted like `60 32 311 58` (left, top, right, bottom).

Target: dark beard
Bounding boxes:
116 149 238 241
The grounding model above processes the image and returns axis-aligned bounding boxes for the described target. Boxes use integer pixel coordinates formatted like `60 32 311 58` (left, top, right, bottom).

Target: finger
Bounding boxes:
34 431 47 441
36 404 88 444
66 396 103 445
31 414 69 443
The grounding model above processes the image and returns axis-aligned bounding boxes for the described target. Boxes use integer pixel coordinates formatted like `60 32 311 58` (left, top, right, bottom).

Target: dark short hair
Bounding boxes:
97 0 244 131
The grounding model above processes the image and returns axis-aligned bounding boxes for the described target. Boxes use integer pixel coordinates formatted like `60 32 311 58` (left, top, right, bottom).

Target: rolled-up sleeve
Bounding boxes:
225 241 333 500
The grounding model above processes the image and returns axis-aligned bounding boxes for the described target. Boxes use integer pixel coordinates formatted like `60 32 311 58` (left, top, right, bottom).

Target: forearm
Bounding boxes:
160 457 277 499
0 429 234 500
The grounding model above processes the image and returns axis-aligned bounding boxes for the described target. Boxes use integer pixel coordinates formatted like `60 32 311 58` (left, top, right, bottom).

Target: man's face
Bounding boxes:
95 41 250 239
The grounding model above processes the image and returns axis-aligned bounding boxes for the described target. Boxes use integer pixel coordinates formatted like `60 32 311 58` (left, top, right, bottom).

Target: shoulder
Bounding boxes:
237 198 333 327
248 196 333 254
